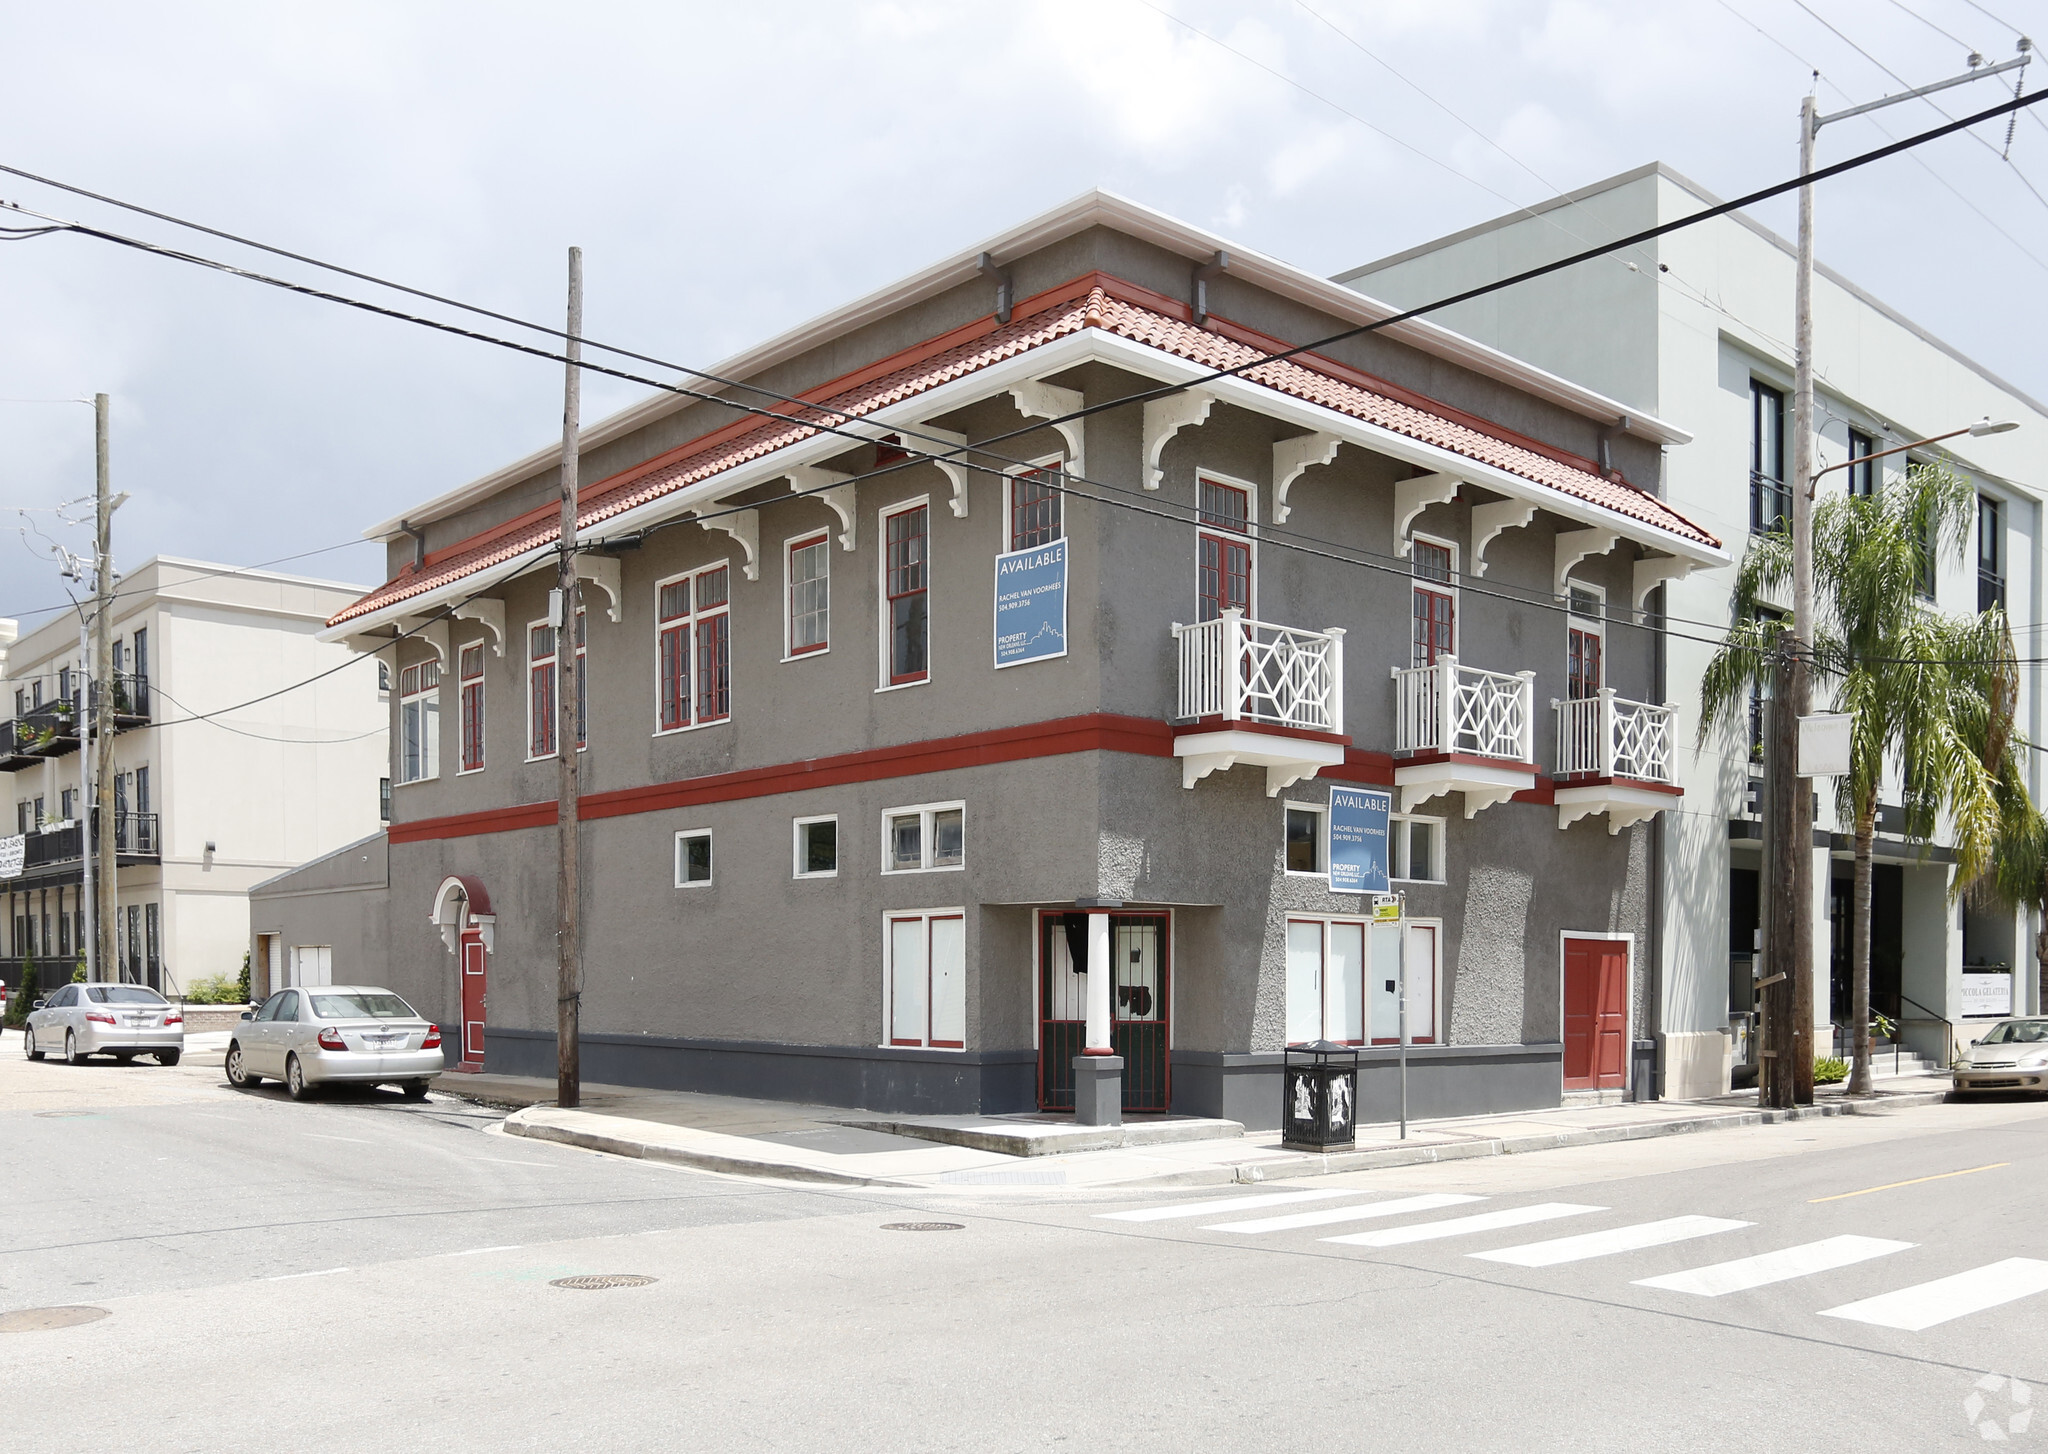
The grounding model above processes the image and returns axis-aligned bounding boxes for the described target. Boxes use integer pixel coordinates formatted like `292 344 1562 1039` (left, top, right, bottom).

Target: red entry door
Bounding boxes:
1562 937 1628 1090
459 928 487 1068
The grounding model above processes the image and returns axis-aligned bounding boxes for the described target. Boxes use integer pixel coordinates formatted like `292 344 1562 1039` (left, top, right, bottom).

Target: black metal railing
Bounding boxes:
1750 471 1791 535
1980 569 2008 613
3 812 159 871
1 674 152 764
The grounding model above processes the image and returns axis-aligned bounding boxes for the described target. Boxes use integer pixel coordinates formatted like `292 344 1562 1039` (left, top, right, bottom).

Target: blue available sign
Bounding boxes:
1327 787 1391 895
993 537 1068 669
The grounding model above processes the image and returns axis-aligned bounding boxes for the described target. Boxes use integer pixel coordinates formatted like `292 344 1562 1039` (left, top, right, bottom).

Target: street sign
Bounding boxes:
1327 787 1391 895
1797 712 1853 778
1371 894 1402 922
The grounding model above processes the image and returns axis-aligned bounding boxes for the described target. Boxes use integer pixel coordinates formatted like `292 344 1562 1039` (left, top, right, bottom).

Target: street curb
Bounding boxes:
504 1107 920 1188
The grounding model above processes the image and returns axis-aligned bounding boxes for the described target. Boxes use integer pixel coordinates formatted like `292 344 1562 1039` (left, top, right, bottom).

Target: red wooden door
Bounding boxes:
459 928 487 1068
1562 937 1628 1090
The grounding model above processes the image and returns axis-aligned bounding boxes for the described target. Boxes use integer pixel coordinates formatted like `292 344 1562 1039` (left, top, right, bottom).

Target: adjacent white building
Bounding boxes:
1 557 388 996
1341 161 2046 1097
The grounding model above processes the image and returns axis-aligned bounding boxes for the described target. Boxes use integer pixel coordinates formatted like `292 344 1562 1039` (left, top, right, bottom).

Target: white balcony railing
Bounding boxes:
1173 610 1345 734
1553 689 1675 783
1391 654 1534 762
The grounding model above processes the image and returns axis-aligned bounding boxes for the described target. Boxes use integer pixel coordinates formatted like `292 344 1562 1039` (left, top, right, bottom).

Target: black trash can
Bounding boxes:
1281 1040 1360 1151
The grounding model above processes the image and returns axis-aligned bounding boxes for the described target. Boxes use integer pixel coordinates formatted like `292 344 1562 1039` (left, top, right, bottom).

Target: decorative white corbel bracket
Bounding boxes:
1142 389 1213 489
789 464 858 550
699 506 760 581
1395 472 1461 556
574 554 623 623
899 425 971 518
1554 527 1619 594
1272 432 1340 525
453 598 506 657
342 630 397 659
1181 750 1239 790
1011 381 1086 484
1632 554 1696 611
396 615 451 671
1470 498 1537 578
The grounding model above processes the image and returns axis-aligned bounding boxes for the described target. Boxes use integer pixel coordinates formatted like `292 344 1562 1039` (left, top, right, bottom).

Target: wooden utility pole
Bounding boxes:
93 393 118 985
1760 648 1801 1109
1786 93 1818 1105
556 248 584 1109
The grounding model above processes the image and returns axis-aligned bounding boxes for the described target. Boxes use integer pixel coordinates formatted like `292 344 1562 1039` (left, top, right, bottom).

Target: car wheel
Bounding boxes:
65 1030 87 1066
24 1028 42 1061
156 1049 181 1067
400 1079 430 1101
225 1041 260 1087
285 1053 315 1102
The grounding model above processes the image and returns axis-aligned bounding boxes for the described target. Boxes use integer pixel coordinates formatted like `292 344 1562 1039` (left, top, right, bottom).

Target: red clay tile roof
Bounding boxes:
330 282 1718 627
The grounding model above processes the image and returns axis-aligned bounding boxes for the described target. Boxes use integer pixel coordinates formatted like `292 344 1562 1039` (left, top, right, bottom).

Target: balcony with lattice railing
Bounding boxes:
1170 610 1348 796
1550 688 1681 834
1387 654 1537 817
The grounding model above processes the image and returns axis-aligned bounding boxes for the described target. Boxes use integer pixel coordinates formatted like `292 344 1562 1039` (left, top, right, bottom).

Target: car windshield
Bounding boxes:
1979 1020 2048 1045
308 992 418 1021
84 986 168 1005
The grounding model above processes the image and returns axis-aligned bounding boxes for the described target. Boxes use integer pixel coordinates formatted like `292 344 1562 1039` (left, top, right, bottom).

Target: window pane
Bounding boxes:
659 624 689 731
697 566 729 611
890 918 927 1044
789 539 829 653
1412 541 1452 583
695 613 731 722
1406 925 1438 1041
678 833 711 884
1329 922 1365 1044
530 624 554 661
1010 470 1062 551
891 591 928 681
1285 921 1323 1045
802 819 837 875
930 809 963 867
1408 821 1436 880
1370 924 1401 1041
1285 808 1319 873
888 814 922 871
659 579 689 621
1198 479 1248 532
929 917 965 1047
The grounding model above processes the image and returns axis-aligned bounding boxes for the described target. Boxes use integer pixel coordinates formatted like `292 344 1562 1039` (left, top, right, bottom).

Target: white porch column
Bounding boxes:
1085 911 1113 1054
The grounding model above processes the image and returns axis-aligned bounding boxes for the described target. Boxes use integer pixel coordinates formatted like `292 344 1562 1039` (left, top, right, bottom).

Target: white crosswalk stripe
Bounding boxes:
1206 1193 1484 1235
1471 1215 1752 1268
1095 1188 1366 1222
1818 1258 2048 1332
1323 1202 1605 1248
1634 1235 1915 1297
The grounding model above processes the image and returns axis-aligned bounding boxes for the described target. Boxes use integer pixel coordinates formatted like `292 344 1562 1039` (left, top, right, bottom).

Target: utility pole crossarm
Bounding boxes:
1816 53 2029 132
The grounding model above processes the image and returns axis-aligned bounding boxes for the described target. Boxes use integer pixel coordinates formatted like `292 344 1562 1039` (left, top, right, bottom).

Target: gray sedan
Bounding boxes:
1952 1017 2048 1094
23 982 184 1065
225 985 444 1101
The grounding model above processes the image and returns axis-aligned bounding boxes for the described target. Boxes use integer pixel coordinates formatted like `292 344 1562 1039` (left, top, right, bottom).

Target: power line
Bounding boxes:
1881 0 1981 54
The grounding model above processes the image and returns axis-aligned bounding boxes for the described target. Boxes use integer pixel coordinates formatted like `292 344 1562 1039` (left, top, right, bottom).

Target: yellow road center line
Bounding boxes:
1809 1162 2009 1203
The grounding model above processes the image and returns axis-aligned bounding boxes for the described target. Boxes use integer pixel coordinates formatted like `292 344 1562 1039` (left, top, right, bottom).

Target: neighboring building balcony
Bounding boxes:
0 673 152 772
1171 610 1348 796
0 812 161 886
1551 689 1682 834
1390 655 1537 817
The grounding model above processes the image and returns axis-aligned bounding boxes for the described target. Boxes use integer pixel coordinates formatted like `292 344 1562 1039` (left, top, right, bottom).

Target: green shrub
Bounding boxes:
182 973 245 1005
70 963 87 983
1814 1056 1849 1085
2 956 34 1027
236 951 250 1004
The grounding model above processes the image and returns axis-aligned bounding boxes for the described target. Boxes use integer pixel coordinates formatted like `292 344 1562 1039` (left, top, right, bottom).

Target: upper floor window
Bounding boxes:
786 535 829 658
528 622 557 759
884 800 964 873
398 661 441 784
1008 466 1063 551
1979 495 2006 613
1750 380 1789 533
657 565 731 732
1197 477 1253 623
1567 585 1604 699
1847 428 1877 499
883 502 930 686
458 643 486 774
1912 462 1937 600
1411 538 1456 667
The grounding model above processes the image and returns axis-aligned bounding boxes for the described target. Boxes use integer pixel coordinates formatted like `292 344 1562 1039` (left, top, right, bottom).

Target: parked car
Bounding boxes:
1952 1017 2048 1094
225 985 444 1101
23 983 184 1065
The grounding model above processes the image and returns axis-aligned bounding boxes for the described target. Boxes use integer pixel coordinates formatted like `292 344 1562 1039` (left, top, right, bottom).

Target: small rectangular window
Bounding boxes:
1009 467 1063 551
787 534 830 656
1847 429 1876 498
884 503 930 686
674 829 713 887
883 801 965 873
1390 815 1443 883
458 643 486 774
794 815 838 878
1284 806 1322 874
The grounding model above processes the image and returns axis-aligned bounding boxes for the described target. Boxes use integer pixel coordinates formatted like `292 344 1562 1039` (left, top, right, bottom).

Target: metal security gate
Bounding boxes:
1038 911 1170 1112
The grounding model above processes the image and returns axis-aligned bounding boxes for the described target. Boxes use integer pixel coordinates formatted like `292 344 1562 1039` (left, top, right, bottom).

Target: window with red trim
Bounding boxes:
1411 540 1455 666
528 623 556 759
887 910 965 1049
787 533 829 656
1009 468 1062 551
458 643 485 773
656 565 731 731
885 504 929 685
1196 478 1252 623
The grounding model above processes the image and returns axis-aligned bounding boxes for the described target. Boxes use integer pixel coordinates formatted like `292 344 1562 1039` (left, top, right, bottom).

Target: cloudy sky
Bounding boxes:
2 0 2043 629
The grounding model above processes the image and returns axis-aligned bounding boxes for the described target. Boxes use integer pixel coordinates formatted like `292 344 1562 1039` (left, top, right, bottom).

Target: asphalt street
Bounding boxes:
5 1029 2048 1452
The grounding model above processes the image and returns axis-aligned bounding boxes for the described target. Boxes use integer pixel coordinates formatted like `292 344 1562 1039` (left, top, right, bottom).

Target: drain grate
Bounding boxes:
0 1306 110 1333
881 1222 965 1232
549 1274 657 1290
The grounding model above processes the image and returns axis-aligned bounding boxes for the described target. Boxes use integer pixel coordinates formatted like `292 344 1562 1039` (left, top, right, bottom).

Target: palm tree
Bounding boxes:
1700 462 2019 1095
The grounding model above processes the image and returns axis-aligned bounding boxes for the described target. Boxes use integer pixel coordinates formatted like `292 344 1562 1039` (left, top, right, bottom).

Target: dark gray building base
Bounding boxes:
478 1027 1038 1116
1174 1044 1569 1130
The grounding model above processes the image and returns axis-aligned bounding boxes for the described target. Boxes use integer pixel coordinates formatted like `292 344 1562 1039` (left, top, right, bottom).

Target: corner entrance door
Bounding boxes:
1038 912 1170 1113
1562 936 1628 1091
459 926 487 1069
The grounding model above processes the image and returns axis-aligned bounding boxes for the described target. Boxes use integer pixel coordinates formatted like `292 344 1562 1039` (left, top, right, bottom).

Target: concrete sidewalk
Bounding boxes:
436 1069 1958 1191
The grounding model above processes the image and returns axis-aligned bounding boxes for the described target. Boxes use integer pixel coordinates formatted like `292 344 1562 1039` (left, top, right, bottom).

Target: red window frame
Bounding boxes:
655 566 731 731
1411 540 1455 666
658 576 690 731
1009 468 1062 551
1567 624 1602 699
786 532 830 657
885 504 930 685
528 623 556 759
458 643 485 773
1196 478 1253 623
887 910 966 1049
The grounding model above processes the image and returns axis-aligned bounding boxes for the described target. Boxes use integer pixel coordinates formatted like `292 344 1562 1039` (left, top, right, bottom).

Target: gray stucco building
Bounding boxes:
250 193 1724 1126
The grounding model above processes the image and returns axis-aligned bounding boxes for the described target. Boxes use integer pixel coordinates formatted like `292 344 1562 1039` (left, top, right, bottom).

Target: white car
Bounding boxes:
225 985 444 1101
1952 1017 2048 1094
23 982 185 1065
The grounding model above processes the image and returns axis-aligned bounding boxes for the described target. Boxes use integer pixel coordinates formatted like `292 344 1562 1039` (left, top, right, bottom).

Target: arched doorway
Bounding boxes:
431 875 496 1073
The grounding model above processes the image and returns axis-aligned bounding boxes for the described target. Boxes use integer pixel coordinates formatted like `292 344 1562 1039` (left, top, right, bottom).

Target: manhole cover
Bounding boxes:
548 1275 657 1290
0 1306 110 1333
881 1222 965 1232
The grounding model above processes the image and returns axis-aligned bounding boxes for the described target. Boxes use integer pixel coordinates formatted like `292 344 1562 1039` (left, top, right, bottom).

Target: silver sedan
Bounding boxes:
24 982 184 1065
225 985 444 1101
1952 1017 2048 1094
